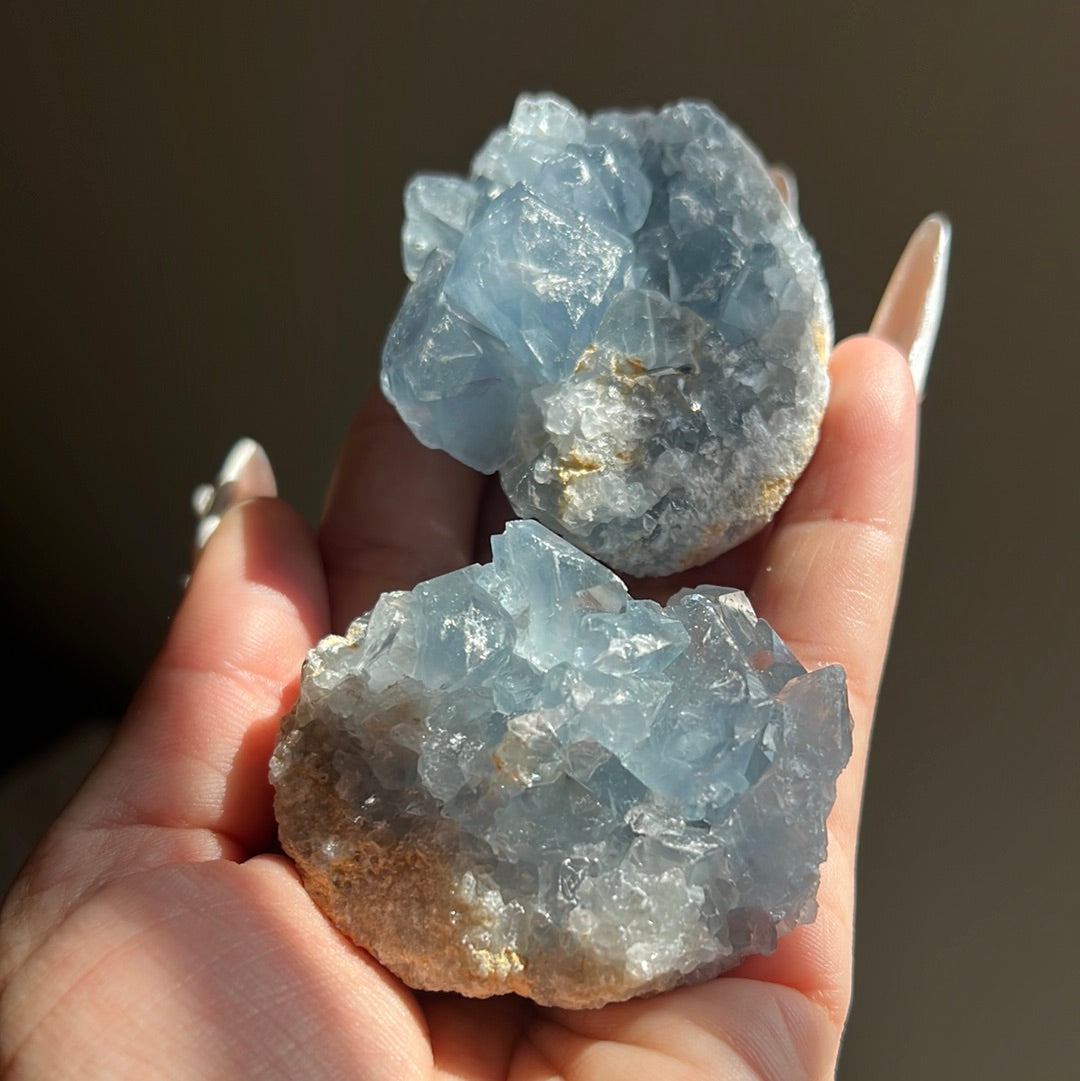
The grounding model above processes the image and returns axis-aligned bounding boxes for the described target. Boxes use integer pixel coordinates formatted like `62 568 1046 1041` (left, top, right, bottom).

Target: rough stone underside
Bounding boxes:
381 94 833 576
271 521 852 1008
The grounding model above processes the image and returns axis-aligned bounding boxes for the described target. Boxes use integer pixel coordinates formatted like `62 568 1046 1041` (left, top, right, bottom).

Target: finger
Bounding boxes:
23 498 329 913
319 390 486 631
624 523 776 604
729 336 916 1022
473 475 514 563
749 336 917 785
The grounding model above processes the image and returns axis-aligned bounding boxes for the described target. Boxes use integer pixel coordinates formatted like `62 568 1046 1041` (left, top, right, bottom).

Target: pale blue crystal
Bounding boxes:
401 174 479 281
444 187 635 380
272 520 852 1006
531 142 652 236
381 251 522 472
381 93 833 576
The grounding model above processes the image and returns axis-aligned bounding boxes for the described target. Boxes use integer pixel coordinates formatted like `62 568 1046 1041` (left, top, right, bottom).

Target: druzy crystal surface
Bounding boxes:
381 94 832 576
271 520 852 1008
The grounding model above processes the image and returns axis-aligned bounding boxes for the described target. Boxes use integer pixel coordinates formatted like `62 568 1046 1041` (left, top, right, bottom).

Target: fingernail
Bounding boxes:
218 437 277 503
768 165 799 216
191 438 277 556
870 213 951 397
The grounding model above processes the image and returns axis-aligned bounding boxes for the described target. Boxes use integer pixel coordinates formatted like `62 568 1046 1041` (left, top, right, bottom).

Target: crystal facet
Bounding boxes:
381 94 832 575
271 520 852 1008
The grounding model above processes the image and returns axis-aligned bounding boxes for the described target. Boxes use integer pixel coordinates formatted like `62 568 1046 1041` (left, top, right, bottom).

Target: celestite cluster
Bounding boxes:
382 94 832 576
271 521 852 1008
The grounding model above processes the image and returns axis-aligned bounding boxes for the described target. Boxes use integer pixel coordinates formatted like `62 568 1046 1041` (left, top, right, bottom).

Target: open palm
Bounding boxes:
0 335 916 1080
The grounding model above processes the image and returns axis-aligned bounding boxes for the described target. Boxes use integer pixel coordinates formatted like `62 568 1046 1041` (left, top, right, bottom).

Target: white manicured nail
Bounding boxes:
217 437 277 505
194 514 221 552
191 438 277 557
191 482 215 517
870 213 951 397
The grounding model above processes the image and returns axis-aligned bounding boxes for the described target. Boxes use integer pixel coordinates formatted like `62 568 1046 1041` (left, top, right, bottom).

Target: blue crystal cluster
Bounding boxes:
272 521 852 1007
382 94 832 576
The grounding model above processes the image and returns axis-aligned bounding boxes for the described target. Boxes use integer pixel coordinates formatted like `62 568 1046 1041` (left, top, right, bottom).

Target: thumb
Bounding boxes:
4 495 328 958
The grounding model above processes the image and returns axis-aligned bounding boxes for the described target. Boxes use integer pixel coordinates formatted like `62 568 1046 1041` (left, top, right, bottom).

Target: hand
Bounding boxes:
0 215 947 1080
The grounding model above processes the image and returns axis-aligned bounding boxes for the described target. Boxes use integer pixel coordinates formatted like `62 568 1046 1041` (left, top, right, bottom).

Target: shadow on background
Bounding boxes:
2 3 1077 1077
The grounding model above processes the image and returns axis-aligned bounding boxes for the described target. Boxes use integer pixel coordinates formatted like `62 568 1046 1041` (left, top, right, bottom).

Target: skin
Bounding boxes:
0 334 917 1080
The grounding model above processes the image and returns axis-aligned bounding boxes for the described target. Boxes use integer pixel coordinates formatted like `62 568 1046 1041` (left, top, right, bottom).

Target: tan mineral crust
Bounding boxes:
274 717 651 1008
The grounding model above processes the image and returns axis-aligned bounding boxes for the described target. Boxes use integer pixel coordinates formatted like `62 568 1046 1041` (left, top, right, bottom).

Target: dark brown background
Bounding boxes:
2 3 1078 1077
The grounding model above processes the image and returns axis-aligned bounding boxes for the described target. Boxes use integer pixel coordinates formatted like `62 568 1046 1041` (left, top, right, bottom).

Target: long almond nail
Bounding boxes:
191 438 277 556
870 213 951 397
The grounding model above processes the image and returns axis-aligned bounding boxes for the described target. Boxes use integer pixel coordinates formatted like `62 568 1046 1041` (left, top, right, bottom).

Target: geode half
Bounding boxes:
381 94 832 576
271 520 852 1008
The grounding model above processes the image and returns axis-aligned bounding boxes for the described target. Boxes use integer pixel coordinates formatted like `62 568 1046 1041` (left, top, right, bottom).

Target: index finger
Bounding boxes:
319 390 486 632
